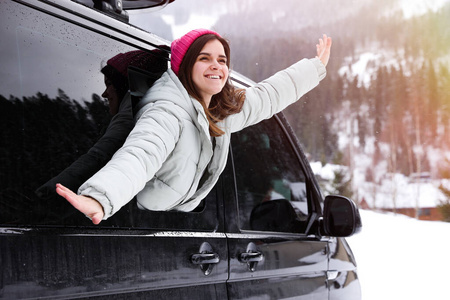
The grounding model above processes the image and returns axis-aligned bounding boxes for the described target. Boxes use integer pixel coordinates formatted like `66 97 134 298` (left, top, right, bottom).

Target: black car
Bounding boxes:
0 1 362 299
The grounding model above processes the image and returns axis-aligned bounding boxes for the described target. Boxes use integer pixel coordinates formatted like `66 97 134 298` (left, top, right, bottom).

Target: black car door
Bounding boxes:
0 195 228 299
224 115 330 299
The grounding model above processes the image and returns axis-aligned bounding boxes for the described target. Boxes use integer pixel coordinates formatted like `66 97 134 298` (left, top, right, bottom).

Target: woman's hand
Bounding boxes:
56 183 104 224
316 34 332 67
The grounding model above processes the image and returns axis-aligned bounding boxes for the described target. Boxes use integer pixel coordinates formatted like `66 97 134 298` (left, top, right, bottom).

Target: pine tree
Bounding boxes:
437 185 450 222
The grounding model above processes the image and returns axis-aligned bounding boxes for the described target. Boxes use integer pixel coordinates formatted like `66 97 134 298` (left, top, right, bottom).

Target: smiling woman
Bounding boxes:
56 28 331 225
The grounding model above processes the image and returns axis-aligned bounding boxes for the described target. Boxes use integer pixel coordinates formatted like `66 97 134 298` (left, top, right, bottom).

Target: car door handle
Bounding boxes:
191 252 220 265
190 242 219 276
239 251 263 263
239 242 264 272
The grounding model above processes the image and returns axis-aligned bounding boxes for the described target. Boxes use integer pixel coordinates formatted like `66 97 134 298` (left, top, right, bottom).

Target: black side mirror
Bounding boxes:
320 195 362 237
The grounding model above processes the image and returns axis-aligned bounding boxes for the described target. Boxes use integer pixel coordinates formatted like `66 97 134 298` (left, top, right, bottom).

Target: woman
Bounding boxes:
57 29 332 225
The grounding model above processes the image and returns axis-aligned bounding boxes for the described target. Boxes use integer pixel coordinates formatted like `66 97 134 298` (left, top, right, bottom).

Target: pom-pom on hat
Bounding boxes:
170 29 221 76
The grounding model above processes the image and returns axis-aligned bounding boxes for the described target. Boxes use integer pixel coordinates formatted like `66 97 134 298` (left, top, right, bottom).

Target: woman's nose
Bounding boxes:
210 60 221 70
102 89 108 98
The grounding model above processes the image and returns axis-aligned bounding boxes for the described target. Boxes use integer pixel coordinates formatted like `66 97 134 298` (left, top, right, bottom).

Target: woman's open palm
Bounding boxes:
56 183 104 224
316 34 332 67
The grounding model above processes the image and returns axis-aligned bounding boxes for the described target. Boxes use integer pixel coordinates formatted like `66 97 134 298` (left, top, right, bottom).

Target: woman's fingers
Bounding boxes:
56 183 104 224
316 34 332 67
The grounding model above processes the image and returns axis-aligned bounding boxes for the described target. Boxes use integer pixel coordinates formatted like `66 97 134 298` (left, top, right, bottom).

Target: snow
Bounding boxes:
346 209 450 300
339 52 381 87
310 161 342 181
360 178 445 209
399 0 449 18
312 160 448 209
313 160 450 299
338 50 403 88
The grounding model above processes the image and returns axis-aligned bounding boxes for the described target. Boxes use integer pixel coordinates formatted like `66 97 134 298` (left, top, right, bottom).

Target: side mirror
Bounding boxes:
320 195 362 237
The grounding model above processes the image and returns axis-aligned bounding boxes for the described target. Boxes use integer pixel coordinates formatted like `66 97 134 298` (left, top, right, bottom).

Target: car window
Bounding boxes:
0 1 129 227
0 1 218 231
231 117 310 234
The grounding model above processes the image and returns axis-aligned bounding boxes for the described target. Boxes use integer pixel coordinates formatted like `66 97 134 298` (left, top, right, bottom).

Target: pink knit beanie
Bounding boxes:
170 29 221 76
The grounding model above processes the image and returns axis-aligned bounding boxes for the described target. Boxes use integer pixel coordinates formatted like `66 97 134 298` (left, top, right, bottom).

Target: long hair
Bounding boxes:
178 34 245 137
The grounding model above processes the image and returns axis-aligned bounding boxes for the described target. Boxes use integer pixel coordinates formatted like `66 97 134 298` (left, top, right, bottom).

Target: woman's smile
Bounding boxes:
205 75 222 79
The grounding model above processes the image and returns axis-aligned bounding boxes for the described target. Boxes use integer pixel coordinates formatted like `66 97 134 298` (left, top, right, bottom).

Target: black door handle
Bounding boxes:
239 251 263 263
190 242 219 276
238 242 264 272
191 252 220 265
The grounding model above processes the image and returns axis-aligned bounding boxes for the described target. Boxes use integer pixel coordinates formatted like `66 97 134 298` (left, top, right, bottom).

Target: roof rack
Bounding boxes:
93 0 129 22
73 0 175 22
73 0 128 22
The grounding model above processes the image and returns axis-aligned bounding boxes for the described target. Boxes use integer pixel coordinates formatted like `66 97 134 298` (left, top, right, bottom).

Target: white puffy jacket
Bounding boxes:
78 57 326 219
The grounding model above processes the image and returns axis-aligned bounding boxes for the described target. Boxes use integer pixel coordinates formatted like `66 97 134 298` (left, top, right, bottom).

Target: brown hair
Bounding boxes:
178 34 245 137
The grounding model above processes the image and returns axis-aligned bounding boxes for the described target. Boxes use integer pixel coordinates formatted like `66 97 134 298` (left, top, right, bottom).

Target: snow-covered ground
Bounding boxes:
311 160 450 299
346 210 450 300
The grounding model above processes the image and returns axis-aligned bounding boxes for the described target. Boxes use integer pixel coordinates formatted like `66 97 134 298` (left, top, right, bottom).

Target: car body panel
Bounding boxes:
226 234 329 299
0 228 228 299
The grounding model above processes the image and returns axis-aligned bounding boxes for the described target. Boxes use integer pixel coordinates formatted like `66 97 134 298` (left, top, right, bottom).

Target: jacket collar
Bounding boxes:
166 69 211 139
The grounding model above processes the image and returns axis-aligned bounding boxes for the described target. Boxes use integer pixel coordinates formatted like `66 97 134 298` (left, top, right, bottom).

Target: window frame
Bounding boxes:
229 113 323 236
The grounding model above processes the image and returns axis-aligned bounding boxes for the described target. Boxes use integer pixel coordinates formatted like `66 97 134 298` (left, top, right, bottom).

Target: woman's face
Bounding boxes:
102 75 120 115
192 39 229 107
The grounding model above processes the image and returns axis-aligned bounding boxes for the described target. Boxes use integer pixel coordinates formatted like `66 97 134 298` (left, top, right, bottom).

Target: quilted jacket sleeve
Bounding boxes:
78 101 181 219
228 58 326 132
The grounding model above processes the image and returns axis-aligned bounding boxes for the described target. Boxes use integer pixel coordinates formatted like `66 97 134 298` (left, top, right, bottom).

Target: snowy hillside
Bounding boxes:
311 160 450 210
347 209 450 300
